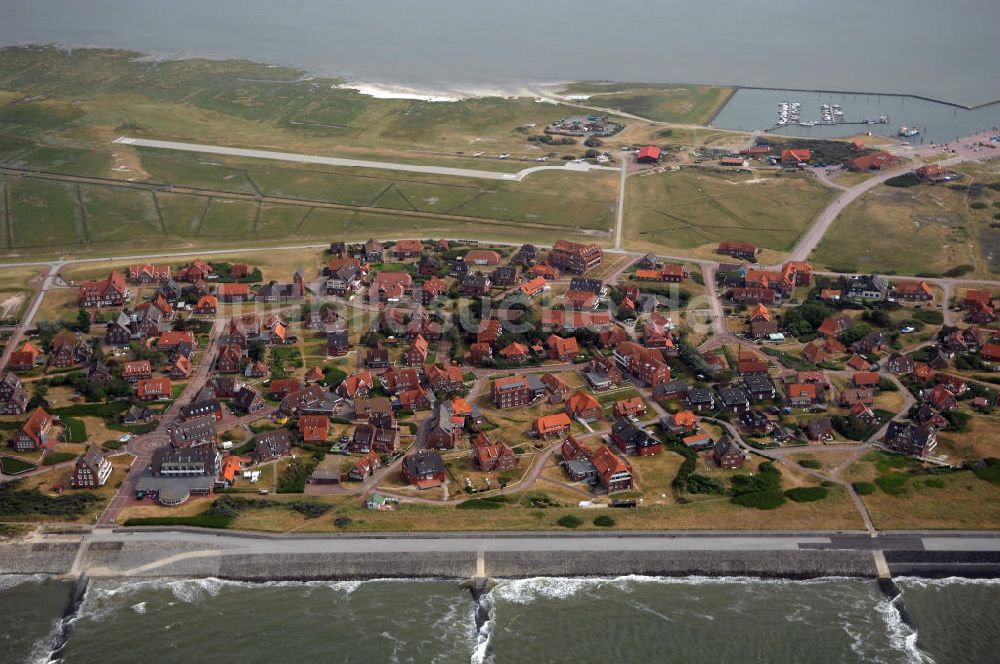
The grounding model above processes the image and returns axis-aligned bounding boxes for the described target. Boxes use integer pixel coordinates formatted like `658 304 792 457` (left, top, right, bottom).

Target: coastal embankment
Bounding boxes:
4 530 1000 581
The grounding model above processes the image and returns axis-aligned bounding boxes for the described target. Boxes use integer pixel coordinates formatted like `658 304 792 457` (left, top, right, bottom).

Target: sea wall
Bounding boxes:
0 541 78 574
75 542 876 580
6 538 1000 580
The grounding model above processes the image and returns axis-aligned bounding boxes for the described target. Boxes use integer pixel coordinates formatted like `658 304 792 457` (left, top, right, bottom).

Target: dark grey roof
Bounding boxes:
403 450 445 477
718 386 750 406
569 277 604 295
170 416 216 446
743 374 775 394
713 435 740 458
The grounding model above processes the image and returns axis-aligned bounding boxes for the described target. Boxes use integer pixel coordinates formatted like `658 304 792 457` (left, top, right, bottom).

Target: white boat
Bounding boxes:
897 126 919 137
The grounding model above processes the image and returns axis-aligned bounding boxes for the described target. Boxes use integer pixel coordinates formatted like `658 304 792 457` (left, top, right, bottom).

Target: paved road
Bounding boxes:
114 137 618 182
613 158 627 250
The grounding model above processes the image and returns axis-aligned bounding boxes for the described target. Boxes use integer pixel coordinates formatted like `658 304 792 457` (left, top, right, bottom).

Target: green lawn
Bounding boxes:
8 178 81 249
0 456 36 474
80 185 161 244
624 169 835 256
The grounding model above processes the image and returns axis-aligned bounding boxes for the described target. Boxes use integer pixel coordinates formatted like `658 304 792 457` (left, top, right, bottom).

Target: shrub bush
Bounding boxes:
593 515 616 527
973 458 1000 484
885 173 920 187
123 513 233 529
456 499 505 510
798 459 822 470
851 482 878 496
0 483 99 517
784 487 829 502
556 515 583 528
731 492 786 509
942 265 974 278
288 501 334 519
686 473 725 495
875 473 909 496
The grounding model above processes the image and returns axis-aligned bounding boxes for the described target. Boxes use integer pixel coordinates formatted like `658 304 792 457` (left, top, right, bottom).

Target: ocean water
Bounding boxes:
5 574 999 664
712 89 1000 145
1 0 999 106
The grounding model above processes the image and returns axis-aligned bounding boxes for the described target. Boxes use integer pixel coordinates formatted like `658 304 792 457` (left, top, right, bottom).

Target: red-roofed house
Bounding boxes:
591 445 633 492
894 281 933 301
636 145 660 164
853 372 880 388
393 240 423 259
845 151 900 171
533 412 572 438
780 149 811 166
78 271 127 308
217 283 251 303
613 396 647 419
565 390 603 422
128 264 171 283
463 250 502 266
8 342 39 372
9 407 54 452
546 334 579 361
298 415 329 444
194 295 217 315
474 437 518 472
136 377 172 401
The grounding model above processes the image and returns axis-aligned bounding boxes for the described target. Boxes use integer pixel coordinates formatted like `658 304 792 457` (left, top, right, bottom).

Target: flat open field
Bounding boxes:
0 164 617 257
623 168 835 257
0 47 629 258
812 162 1000 277
556 82 733 125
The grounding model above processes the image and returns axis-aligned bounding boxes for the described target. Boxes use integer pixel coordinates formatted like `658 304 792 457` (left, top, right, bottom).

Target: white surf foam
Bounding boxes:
337 82 465 102
894 576 1000 589
0 573 48 592
469 589 495 664
492 575 854 604
875 595 935 664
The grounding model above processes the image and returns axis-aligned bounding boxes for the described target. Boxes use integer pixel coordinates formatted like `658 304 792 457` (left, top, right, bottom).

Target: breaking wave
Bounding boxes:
469 589 494 664
0 573 49 592
876 594 935 663
492 575 855 604
894 576 1000 589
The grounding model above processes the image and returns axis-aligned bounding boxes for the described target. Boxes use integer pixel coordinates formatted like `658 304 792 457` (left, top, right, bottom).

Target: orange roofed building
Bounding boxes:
591 445 633 492
534 412 572 438
565 390 603 422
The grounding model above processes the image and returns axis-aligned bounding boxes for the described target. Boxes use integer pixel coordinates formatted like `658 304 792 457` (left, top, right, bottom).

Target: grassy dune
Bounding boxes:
812 162 1000 277
557 82 733 124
